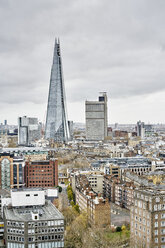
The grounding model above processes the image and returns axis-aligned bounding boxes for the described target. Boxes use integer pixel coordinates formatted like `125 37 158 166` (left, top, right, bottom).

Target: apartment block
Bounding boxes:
103 176 134 210
75 175 110 227
131 187 165 248
103 176 116 202
71 171 104 195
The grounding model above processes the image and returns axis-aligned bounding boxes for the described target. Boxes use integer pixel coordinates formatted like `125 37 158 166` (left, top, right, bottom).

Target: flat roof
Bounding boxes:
4 201 63 221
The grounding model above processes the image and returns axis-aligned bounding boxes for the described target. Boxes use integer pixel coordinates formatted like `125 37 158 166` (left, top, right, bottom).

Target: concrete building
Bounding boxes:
68 121 73 141
0 189 10 242
4 188 64 248
137 121 145 139
85 93 108 141
25 159 58 188
130 187 165 248
103 164 120 178
18 116 41 146
87 173 104 194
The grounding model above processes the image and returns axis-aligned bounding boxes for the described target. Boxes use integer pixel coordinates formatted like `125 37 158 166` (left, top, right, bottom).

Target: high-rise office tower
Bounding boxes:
18 116 41 146
137 120 145 139
45 39 70 142
85 93 108 141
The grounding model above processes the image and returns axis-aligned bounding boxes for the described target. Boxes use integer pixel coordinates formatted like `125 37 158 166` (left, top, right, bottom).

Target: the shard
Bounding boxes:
45 39 70 142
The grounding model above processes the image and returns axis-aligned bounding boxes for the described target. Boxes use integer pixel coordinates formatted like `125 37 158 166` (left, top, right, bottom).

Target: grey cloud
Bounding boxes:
0 0 165 123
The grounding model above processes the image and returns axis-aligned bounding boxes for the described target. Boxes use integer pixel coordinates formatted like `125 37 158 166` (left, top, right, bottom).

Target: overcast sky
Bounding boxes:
0 0 165 125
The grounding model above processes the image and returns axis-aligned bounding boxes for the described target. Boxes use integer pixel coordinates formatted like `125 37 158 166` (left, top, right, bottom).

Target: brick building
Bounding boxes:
25 159 58 188
103 175 134 210
75 175 110 227
131 187 165 248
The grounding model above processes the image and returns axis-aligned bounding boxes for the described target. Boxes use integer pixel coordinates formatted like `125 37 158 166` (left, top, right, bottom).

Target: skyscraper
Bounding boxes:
136 120 145 139
45 39 70 142
85 93 108 141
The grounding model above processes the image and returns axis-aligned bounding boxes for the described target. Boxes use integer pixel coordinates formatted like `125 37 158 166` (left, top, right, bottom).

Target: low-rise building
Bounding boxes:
75 175 110 227
103 175 134 209
25 159 58 188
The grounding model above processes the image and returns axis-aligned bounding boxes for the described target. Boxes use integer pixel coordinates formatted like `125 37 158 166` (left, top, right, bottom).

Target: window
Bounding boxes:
158 204 161 210
155 238 158 243
155 214 158 219
26 194 30 197
155 222 158 227
162 237 165 243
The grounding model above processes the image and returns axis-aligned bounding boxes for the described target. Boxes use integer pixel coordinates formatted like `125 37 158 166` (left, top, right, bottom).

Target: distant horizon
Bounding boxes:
0 1 165 124
1 121 165 126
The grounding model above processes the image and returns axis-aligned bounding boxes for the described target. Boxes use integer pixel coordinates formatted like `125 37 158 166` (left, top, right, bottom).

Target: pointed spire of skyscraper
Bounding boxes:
45 39 70 142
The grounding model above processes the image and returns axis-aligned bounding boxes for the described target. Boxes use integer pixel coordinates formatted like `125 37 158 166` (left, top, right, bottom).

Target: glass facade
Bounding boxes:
1 158 10 189
13 164 17 185
45 39 70 142
19 164 23 184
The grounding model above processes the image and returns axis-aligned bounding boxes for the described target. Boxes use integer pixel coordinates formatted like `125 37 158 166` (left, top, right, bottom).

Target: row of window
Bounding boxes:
7 243 24 248
30 242 64 248
134 223 150 233
155 221 165 227
155 237 165 243
134 216 150 225
135 200 147 209
134 208 150 218
28 227 64 234
7 242 64 248
7 222 24 228
28 220 64 227
154 204 165 211
29 181 53 184
28 234 63 242
8 236 24 242
134 192 152 202
155 229 165 235
134 230 150 241
155 214 165 219
7 229 24 235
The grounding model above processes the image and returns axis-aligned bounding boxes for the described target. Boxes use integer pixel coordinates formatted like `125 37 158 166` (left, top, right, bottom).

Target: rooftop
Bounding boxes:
4 200 63 222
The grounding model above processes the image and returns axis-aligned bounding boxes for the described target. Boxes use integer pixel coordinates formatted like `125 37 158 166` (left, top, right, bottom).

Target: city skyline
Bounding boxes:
0 0 165 124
